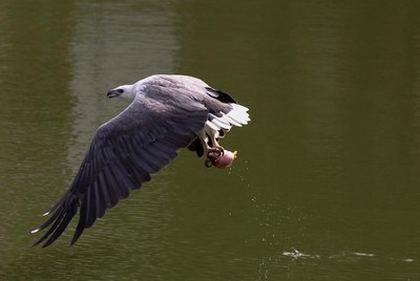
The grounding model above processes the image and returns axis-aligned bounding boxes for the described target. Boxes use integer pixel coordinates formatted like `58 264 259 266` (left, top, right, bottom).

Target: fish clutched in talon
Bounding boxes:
205 147 238 168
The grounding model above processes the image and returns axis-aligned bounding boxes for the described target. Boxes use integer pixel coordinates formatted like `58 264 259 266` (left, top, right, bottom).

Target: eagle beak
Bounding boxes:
107 90 121 98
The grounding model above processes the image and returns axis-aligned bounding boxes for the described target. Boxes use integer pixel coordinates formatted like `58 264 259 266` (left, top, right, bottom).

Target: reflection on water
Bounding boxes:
1 0 420 280
69 0 179 164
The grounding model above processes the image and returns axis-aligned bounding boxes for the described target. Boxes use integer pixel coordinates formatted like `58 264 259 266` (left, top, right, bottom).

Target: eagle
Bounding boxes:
31 74 250 247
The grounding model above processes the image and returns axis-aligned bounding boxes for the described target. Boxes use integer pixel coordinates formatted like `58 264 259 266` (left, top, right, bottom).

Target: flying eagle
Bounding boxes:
31 74 250 247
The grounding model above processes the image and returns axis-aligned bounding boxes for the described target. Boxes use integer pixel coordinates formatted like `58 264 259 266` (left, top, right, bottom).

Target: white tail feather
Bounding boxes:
227 104 250 125
224 114 242 127
211 118 231 130
205 120 220 131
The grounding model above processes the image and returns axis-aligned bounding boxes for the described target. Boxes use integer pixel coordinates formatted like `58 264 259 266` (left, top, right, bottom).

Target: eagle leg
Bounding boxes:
204 125 224 154
198 129 224 168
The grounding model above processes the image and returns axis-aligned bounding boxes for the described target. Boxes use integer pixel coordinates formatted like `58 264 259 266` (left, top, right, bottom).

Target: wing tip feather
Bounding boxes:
32 193 79 247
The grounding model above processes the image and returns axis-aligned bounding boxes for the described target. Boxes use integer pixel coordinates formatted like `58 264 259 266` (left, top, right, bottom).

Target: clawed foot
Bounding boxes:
208 146 224 158
204 147 224 168
205 147 237 169
204 159 212 168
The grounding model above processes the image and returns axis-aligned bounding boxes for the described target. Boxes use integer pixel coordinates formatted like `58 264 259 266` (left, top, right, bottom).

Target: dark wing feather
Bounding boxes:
205 87 237 103
33 92 208 247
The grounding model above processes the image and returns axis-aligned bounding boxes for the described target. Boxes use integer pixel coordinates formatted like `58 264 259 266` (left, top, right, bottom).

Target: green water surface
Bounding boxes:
1 1 419 280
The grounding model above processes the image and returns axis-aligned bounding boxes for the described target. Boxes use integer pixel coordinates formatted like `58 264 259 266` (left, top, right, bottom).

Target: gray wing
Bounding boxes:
32 92 208 247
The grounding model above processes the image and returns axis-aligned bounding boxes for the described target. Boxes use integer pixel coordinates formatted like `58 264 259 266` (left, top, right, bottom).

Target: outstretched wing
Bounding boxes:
32 91 208 247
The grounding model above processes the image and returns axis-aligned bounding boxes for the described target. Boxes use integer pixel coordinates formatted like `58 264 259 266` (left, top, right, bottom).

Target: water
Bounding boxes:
1 0 420 280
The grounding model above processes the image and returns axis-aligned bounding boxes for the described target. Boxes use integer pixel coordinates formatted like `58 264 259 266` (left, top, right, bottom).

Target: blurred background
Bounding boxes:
1 0 420 280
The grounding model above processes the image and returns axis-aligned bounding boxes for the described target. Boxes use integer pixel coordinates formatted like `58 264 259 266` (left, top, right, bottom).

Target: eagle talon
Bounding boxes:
204 159 213 168
206 148 237 169
207 147 222 158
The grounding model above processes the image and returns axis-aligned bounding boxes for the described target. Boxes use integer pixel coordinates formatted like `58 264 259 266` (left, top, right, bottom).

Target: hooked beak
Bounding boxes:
107 89 121 98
